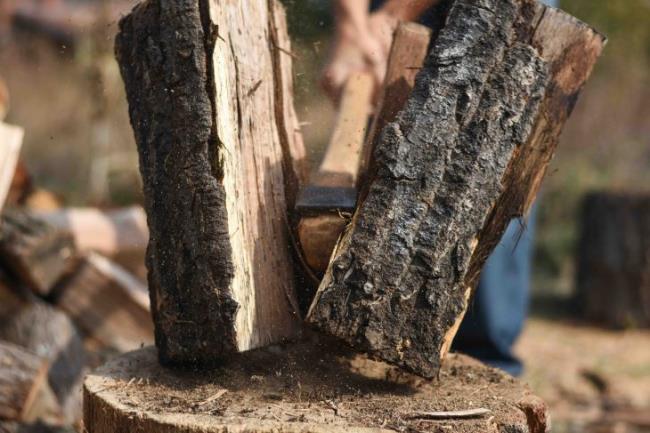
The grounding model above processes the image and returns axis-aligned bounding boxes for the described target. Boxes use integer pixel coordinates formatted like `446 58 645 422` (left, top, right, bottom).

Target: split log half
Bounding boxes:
577 191 650 328
0 210 76 296
115 0 307 365
307 0 606 378
56 253 153 353
84 339 548 433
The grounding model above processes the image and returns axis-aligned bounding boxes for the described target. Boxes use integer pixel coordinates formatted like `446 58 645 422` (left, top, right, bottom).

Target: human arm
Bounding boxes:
322 0 439 102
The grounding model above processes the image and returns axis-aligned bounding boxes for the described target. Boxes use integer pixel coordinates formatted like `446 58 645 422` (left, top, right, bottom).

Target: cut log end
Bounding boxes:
84 340 547 433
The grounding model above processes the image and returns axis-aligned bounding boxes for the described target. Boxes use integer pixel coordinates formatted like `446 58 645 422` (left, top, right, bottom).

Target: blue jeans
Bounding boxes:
452 209 537 376
367 0 556 375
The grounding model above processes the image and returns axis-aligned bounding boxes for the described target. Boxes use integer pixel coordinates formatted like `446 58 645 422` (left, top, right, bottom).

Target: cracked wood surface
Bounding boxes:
307 0 605 378
115 0 306 366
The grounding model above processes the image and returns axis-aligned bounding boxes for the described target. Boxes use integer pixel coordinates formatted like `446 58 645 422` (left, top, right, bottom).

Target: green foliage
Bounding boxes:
562 0 650 61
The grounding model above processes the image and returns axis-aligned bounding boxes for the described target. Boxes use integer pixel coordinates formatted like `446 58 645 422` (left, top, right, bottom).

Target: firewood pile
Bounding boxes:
0 79 153 432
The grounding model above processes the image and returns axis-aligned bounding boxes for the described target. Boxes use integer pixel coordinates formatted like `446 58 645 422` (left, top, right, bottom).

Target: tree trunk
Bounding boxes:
114 0 307 366
0 300 86 424
307 0 606 378
56 253 154 353
0 210 76 296
84 340 548 433
0 341 60 424
577 192 650 328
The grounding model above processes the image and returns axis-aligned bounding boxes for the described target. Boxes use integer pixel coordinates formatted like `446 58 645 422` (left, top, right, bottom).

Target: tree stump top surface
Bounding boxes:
84 339 546 433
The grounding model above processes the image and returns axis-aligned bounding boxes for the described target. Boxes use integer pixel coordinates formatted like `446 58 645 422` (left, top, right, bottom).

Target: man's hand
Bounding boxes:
322 0 437 104
321 3 398 104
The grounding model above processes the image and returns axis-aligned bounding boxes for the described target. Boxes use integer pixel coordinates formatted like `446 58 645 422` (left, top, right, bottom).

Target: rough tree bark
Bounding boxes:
115 0 307 365
307 0 606 378
577 192 650 328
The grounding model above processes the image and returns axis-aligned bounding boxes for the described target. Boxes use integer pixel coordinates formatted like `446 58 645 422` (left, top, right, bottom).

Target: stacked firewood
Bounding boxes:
0 78 153 431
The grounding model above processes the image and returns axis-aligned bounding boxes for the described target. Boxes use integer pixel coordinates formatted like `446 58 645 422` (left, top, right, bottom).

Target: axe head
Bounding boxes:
295 185 357 215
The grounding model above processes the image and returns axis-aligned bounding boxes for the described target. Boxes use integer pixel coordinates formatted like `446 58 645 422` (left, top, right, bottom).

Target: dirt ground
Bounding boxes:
516 317 650 433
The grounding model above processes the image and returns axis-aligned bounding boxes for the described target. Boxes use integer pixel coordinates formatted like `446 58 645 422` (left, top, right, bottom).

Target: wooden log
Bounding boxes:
57 253 153 353
576 191 650 328
299 24 432 275
307 0 606 378
0 122 23 212
115 0 306 365
35 206 147 260
0 210 76 296
84 339 548 433
0 301 86 424
0 341 60 423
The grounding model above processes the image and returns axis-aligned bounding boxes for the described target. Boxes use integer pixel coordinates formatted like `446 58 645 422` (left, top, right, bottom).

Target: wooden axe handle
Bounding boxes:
313 71 374 187
298 23 432 274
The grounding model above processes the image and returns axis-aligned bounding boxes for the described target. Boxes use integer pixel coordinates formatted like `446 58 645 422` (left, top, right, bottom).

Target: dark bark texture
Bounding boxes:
308 0 605 378
577 192 650 328
115 0 305 365
116 0 237 365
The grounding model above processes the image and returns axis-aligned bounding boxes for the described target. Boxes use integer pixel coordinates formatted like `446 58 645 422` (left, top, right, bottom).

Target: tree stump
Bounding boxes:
84 339 549 433
576 191 650 328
